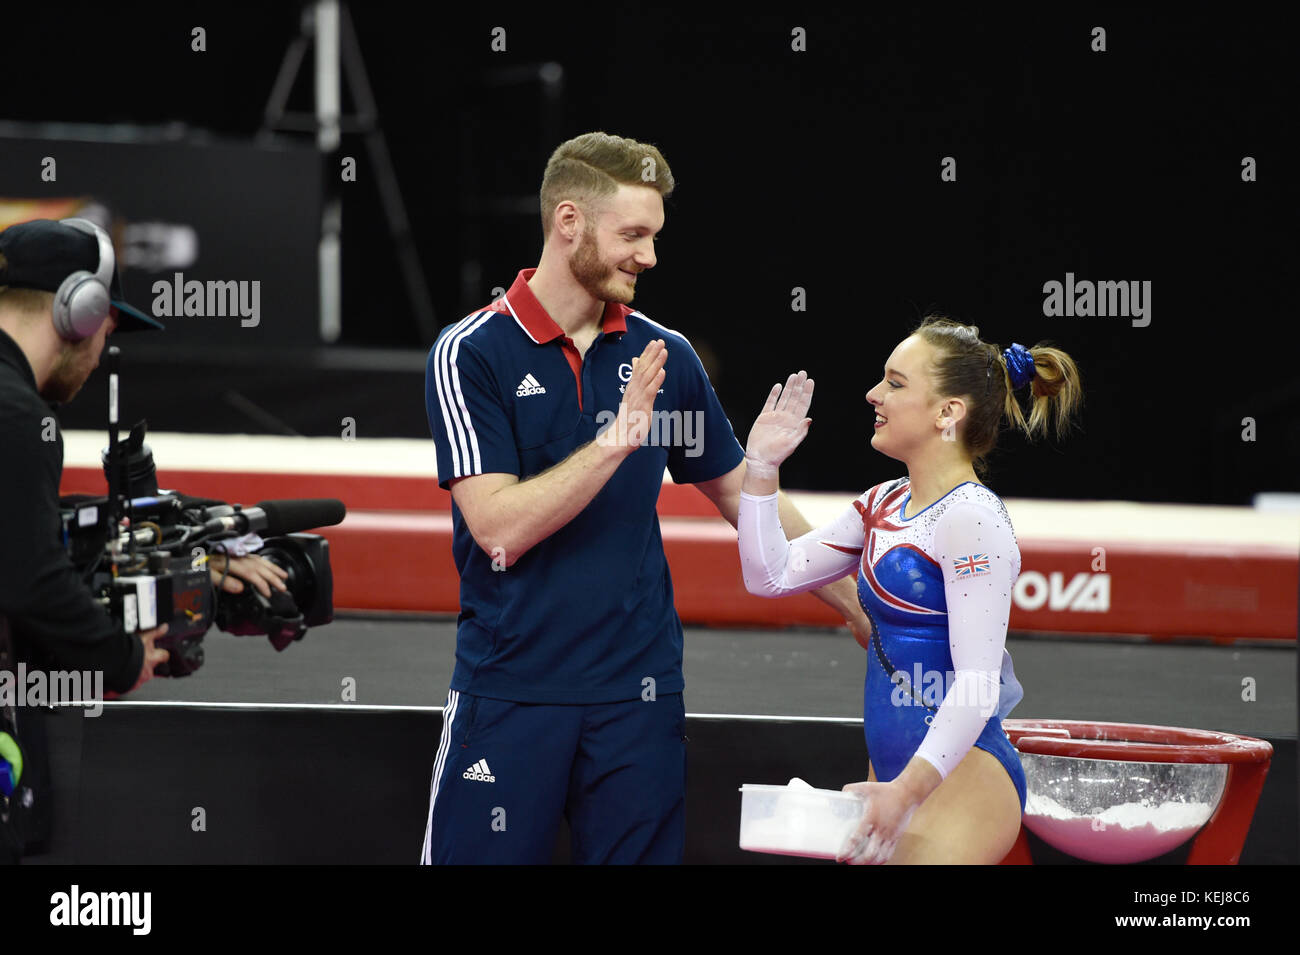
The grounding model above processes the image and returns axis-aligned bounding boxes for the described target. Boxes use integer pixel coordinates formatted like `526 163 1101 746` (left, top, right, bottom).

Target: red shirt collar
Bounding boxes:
496 268 630 344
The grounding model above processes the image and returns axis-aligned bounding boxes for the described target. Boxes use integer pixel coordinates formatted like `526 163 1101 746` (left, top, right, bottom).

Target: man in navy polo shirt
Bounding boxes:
421 132 868 864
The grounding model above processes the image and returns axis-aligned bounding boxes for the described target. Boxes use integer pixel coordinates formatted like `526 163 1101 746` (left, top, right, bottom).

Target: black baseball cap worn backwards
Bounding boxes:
0 218 164 332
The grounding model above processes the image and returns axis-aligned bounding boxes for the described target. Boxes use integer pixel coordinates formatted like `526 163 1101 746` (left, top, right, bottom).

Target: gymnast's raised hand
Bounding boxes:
742 370 814 489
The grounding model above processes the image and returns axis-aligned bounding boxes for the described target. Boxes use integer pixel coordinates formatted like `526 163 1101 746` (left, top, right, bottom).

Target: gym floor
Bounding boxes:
129 615 1296 739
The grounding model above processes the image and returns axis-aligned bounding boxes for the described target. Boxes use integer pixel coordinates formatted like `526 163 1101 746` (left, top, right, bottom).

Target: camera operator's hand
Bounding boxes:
208 553 289 598
104 624 170 699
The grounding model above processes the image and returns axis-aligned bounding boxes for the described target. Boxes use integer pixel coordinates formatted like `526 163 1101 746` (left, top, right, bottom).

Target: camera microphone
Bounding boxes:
197 498 346 540
256 498 347 536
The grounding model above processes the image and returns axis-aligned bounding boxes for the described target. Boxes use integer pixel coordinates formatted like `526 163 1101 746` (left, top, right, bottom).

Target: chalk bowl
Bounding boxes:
1019 750 1226 864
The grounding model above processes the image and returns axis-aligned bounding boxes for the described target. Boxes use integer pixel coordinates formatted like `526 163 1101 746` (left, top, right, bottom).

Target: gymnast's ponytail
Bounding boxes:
914 315 1084 478
998 340 1083 443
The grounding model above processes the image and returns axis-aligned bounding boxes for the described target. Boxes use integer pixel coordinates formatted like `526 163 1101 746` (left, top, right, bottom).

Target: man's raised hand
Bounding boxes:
598 338 667 455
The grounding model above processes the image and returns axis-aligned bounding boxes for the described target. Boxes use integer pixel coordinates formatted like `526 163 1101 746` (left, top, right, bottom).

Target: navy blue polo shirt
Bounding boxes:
425 268 744 704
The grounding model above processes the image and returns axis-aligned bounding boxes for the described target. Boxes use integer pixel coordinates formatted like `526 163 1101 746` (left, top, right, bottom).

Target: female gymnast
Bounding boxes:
737 317 1082 864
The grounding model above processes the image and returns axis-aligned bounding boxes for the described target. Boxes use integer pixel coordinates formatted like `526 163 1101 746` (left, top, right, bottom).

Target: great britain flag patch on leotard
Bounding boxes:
951 554 992 577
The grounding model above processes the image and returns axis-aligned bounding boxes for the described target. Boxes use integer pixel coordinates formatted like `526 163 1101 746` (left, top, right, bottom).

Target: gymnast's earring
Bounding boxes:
938 409 958 442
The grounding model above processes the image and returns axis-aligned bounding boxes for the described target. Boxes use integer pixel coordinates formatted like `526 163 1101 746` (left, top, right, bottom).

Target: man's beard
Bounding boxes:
40 343 94 404
567 226 633 304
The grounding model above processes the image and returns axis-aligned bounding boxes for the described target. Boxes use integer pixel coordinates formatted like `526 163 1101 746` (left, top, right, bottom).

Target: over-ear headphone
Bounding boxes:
51 218 115 342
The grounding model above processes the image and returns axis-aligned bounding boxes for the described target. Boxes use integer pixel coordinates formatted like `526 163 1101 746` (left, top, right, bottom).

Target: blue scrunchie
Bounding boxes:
1003 343 1035 390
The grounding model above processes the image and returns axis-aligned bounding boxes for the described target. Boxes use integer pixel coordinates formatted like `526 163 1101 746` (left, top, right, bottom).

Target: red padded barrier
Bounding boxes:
60 467 1299 640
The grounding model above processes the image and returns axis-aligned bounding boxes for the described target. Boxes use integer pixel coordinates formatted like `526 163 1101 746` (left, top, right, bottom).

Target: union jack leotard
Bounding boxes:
737 477 1027 811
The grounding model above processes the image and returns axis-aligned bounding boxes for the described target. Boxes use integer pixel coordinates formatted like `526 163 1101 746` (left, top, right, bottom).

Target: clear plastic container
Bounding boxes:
738 781 866 859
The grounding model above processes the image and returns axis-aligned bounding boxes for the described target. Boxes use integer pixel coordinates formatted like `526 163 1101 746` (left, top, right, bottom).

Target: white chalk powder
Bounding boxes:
1022 793 1215 863
1025 792 1214 832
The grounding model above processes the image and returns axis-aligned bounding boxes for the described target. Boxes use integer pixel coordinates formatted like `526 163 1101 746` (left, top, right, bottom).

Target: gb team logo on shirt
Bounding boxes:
617 362 663 394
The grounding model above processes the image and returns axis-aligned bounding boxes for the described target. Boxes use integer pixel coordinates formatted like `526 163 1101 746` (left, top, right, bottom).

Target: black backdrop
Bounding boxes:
3 5 1296 504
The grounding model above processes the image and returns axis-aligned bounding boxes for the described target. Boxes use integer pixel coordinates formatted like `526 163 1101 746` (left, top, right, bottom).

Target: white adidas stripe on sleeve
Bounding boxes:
433 312 493 478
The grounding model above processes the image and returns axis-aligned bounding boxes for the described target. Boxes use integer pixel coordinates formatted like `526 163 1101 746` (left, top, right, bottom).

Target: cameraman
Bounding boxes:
0 219 286 863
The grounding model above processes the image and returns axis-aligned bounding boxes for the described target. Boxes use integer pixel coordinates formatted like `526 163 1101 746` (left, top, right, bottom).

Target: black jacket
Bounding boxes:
0 327 141 692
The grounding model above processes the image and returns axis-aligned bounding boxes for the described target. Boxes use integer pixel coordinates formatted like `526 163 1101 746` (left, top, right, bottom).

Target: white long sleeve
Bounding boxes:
736 490 865 597
912 500 1019 781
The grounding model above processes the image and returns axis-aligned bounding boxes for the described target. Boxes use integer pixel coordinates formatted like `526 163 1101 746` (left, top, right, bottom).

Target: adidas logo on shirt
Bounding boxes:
516 374 546 397
462 758 496 783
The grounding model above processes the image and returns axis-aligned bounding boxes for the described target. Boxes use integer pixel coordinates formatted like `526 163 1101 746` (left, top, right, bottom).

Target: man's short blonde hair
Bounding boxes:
539 132 675 239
